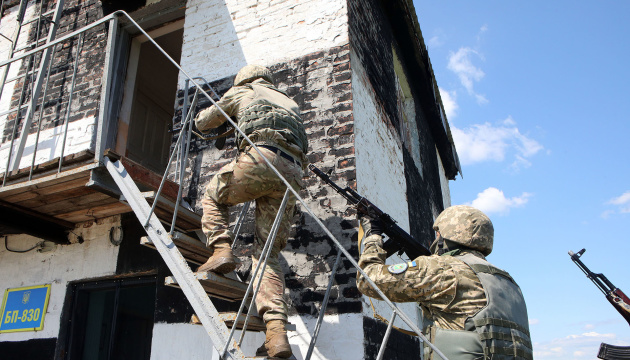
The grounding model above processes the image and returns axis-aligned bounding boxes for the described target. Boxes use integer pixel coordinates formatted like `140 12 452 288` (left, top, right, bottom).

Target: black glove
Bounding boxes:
359 215 384 237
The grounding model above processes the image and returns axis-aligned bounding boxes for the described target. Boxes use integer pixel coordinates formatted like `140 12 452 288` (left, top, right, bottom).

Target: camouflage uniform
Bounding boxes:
196 67 307 323
357 206 532 360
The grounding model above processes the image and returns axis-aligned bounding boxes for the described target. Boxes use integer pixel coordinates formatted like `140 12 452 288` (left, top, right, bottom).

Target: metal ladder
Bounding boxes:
103 11 449 360
0 0 65 177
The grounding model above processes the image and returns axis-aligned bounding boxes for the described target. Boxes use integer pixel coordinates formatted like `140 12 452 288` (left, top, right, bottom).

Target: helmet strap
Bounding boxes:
437 234 446 256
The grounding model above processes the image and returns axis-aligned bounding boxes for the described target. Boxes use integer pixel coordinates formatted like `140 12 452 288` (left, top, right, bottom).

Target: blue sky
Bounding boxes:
412 1 630 359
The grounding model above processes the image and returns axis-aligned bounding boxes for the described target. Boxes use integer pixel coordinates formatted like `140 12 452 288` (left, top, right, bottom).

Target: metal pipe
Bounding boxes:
0 11 115 69
237 188 290 345
58 32 84 172
3 53 33 186
305 250 343 360
10 0 65 172
0 0 28 101
376 311 397 360
169 89 198 234
29 42 56 180
143 103 194 228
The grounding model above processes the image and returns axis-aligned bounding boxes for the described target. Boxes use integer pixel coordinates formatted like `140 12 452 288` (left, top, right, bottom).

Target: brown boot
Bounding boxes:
259 320 292 358
197 241 239 274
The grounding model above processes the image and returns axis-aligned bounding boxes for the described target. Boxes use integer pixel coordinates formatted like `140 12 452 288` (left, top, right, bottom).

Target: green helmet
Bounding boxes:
234 64 274 86
433 205 494 256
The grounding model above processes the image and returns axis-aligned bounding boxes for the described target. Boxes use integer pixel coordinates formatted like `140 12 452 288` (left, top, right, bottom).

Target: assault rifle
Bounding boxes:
569 248 630 326
309 164 431 259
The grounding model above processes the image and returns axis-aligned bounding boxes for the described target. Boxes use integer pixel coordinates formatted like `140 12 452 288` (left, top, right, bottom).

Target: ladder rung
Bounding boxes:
21 10 56 26
140 232 210 265
191 313 297 332
14 38 47 53
165 271 251 302
6 68 38 83
120 191 202 232
0 104 28 117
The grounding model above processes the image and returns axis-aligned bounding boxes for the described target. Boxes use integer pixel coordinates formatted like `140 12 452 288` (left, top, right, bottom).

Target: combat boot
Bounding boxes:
256 320 292 358
197 241 239 274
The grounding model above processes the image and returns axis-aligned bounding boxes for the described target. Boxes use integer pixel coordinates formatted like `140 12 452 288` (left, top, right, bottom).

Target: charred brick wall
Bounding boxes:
363 317 421 360
348 0 446 248
176 43 362 316
2 0 106 144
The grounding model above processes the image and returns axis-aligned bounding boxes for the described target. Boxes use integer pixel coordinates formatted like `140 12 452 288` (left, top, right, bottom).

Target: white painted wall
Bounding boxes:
0 116 96 173
150 314 365 360
351 51 421 334
436 145 451 210
0 1 38 133
0 216 121 342
180 0 349 85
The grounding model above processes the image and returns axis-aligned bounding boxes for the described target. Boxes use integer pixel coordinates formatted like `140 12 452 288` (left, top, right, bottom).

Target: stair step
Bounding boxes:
142 191 202 232
165 271 251 302
192 312 264 332
191 313 297 332
141 232 210 265
120 191 201 232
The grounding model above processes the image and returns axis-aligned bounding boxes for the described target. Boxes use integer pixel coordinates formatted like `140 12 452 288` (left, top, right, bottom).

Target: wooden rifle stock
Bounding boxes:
569 248 630 326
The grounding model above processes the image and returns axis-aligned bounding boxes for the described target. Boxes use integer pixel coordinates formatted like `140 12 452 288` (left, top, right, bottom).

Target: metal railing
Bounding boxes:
0 2 112 186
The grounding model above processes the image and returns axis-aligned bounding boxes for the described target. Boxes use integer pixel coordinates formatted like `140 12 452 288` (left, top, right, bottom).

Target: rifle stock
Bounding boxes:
309 164 431 259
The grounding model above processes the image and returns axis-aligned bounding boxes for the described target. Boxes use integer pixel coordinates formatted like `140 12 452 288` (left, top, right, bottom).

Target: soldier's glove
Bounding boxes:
358 215 384 255
359 215 384 237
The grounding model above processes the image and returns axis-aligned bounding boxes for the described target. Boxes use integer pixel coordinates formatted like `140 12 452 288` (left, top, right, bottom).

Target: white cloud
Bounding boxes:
447 47 488 104
529 319 540 325
608 191 630 205
428 35 443 48
477 25 488 42
535 332 628 360
451 117 544 169
439 88 458 119
467 187 532 215
603 191 630 217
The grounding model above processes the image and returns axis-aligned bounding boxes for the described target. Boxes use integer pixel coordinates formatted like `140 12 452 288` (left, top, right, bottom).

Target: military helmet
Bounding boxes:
234 64 274 86
433 205 494 255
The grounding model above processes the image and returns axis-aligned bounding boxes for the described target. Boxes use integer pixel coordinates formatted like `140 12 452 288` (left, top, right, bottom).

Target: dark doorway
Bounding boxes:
65 277 156 360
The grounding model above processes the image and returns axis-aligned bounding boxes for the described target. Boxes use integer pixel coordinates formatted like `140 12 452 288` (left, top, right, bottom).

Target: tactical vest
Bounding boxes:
428 252 533 360
236 84 308 154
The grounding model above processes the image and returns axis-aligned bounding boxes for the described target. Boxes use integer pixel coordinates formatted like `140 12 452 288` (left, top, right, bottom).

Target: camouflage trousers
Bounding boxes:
202 145 303 323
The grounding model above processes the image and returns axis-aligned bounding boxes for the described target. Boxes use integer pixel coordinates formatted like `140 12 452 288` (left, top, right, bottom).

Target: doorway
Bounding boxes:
115 21 184 173
65 277 157 360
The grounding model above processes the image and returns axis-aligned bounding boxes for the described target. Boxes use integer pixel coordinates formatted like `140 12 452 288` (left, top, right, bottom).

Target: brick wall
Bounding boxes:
175 43 363 317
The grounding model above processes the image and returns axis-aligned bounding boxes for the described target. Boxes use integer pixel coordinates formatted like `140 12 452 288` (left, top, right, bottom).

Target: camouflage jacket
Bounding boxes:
357 234 487 330
195 79 307 164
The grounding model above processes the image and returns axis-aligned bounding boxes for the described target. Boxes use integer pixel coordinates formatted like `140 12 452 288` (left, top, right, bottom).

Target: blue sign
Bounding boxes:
0 284 51 333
